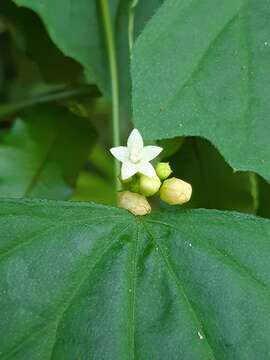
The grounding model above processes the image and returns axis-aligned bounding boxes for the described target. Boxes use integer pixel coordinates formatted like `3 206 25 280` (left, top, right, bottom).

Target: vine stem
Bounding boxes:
128 0 139 53
100 0 121 191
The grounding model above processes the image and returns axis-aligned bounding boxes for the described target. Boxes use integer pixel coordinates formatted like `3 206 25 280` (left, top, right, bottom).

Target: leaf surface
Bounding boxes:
132 0 270 181
0 106 96 199
12 0 110 95
10 0 165 116
0 0 82 84
167 137 256 213
1 199 270 358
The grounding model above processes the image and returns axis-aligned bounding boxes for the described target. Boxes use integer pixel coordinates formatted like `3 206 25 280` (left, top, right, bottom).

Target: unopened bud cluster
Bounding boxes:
117 162 192 216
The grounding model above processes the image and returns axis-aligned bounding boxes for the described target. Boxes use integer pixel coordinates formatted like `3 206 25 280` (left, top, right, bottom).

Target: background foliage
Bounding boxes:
0 0 270 358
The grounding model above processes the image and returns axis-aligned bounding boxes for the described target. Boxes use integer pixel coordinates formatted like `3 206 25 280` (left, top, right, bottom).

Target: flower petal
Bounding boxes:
127 129 144 152
142 146 163 161
110 147 129 162
137 161 156 177
121 161 138 180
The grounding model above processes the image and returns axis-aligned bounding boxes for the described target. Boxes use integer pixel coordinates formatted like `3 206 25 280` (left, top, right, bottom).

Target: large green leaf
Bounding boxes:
132 0 270 182
10 0 165 116
134 0 165 37
0 0 82 84
0 106 96 199
1 199 270 358
11 0 111 95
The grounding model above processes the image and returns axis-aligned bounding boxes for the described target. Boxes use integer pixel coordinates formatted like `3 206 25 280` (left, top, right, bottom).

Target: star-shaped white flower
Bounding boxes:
110 129 163 180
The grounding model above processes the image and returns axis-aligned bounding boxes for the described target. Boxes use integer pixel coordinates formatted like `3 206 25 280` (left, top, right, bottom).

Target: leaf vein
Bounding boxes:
164 10 241 111
126 223 139 360
48 223 132 359
146 219 270 296
0 216 126 263
142 222 216 359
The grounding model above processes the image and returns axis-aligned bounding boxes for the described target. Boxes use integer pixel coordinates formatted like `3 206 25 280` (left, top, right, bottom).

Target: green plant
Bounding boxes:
0 0 270 358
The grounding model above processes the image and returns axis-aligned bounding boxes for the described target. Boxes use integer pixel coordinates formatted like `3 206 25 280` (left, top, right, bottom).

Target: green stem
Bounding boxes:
100 0 121 191
128 0 139 53
0 85 100 120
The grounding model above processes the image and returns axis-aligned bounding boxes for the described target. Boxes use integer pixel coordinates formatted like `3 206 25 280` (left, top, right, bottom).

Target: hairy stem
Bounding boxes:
100 0 121 191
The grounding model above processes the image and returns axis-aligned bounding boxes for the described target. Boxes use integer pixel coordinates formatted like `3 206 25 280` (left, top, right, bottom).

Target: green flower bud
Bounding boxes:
160 177 192 205
117 191 151 216
155 162 172 180
139 174 161 197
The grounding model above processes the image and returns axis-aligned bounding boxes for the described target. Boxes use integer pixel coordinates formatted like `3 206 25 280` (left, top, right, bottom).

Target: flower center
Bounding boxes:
129 148 142 163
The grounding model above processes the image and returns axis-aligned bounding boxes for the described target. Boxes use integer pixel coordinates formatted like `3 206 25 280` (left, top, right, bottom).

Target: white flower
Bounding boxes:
110 129 163 180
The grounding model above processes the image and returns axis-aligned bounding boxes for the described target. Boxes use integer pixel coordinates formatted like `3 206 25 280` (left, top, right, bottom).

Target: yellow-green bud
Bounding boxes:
139 174 161 197
160 177 192 205
117 191 151 216
155 162 172 180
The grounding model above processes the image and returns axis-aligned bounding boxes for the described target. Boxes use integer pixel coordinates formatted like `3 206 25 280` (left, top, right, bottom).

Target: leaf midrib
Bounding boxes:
126 222 139 360
142 221 217 359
